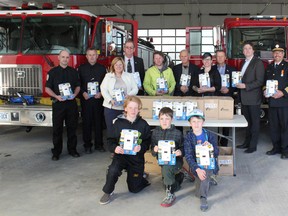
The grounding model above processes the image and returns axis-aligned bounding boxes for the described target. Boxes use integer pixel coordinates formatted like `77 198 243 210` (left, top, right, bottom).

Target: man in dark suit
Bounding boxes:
173 49 199 96
123 39 145 95
264 45 288 159
236 41 265 153
212 50 236 146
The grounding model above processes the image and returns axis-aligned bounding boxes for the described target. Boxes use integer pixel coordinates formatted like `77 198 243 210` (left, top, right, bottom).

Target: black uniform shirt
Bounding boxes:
78 63 107 95
46 65 80 95
265 60 288 107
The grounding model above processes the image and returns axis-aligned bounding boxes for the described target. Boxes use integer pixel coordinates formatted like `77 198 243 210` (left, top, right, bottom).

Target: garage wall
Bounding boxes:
82 3 288 28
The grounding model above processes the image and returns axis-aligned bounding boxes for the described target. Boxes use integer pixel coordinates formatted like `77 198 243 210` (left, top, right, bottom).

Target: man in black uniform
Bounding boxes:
264 45 288 159
123 39 145 95
45 50 80 161
78 47 107 153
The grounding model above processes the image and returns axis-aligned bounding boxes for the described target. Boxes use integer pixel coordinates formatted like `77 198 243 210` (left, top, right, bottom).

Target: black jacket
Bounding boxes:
151 125 184 162
173 63 199 96
239 56 265 105
192 67 222 96
108 114 151 162
212 64 236 97
77 62 106 99
265 60 288 107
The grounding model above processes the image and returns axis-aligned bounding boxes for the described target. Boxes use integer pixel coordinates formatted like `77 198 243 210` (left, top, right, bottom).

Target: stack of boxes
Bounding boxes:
139 96 234 120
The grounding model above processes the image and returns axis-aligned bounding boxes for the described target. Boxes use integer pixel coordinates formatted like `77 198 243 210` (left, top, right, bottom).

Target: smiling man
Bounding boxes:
264 45 288 159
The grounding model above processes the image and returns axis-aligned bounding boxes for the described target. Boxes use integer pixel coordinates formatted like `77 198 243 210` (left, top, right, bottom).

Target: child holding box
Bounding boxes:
99 96 151 205
151 107 184 207
184 109 219 212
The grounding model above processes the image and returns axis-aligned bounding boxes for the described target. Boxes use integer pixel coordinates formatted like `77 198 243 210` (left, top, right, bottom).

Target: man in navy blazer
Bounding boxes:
236 41 265 153
212 50 236 146
173 49 199 96
123 40 145 95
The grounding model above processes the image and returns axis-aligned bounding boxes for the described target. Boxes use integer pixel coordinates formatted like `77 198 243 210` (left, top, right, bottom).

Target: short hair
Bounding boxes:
124 39 135 48
215 50 226 56
123 96 142 111
180 49 190 55
153 51 165 60
158 107 173 119
202 52 212 59
110 57 125 73
242 41 254 50
59 49 70 56
86 47 98 53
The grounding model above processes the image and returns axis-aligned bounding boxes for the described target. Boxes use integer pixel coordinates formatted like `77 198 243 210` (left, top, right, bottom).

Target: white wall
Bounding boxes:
82 3 288 28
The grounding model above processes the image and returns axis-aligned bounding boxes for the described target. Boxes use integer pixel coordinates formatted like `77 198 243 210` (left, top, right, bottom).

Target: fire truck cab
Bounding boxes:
0 3 154 127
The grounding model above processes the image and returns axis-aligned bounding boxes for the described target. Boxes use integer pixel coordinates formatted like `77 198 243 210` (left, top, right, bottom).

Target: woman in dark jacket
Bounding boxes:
192 52 221 96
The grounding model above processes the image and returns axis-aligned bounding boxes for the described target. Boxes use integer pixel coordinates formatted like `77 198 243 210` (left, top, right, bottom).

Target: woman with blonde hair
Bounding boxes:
101 57 138 138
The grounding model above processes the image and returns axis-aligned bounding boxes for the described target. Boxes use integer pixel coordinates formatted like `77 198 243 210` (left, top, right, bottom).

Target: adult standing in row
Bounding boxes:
212 50 236 146
100 57 138 138
173 49 199 96
78 47 106 154
45 50 80 161
264 45 288 159
192 52 221 96
236 41 265 153
143 51 176 96
123 40 145 95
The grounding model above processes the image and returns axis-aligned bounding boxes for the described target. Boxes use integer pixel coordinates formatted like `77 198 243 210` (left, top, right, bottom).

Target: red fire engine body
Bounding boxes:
186 16 288 69
0 4 154 127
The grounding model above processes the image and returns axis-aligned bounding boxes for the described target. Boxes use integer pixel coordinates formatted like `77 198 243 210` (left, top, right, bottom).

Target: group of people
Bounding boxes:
44 39 288 211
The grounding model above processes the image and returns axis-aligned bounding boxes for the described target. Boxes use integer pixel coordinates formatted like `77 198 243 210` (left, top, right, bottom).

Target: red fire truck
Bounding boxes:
0 3 154 127
186 15 288 117
186 15 288 68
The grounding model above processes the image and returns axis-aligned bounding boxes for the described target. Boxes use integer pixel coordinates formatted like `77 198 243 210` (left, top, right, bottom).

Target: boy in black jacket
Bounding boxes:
151 107 184 207
99 96 151 205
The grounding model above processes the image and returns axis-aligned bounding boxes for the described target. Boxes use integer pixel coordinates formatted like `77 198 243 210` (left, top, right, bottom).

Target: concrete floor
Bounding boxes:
0 122 288 216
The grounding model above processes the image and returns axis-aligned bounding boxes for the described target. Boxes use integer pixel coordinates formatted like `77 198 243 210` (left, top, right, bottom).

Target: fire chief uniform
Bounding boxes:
78 62 106 151
46 65 80 157
265 60 288 158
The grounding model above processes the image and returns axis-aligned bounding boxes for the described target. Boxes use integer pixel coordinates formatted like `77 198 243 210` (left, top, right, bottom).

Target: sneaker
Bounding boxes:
99 192 113 205
143 172 149 179
200 197 208 212
210 175 218 186
160 190 176 207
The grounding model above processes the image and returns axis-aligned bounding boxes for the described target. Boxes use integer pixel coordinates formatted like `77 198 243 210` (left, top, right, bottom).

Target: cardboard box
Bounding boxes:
138 96 155 119
218 147 233 176
203 97 219 119
144 151 161 174
218 97 234 120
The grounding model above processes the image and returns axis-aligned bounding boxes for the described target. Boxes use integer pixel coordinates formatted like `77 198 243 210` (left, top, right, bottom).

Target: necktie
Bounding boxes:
127 59 132 73
275 64 278 69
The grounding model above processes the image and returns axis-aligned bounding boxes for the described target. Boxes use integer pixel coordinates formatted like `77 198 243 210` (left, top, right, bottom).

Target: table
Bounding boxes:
145 115 248 176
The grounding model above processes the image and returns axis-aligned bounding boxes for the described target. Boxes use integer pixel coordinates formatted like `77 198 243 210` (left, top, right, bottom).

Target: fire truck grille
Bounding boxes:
0 65 42 96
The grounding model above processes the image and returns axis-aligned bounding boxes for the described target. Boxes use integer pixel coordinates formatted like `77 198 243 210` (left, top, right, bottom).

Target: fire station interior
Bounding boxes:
1 1 288 216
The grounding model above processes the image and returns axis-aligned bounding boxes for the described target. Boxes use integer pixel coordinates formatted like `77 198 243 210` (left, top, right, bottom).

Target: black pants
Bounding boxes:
52 100 78 156
242 104 261 150
81 98 104 148
219 127 230 146
102 155 149 194
269 107 288 153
